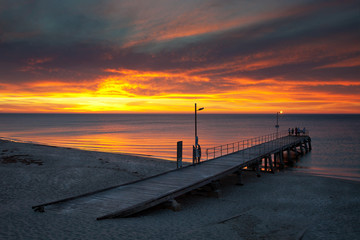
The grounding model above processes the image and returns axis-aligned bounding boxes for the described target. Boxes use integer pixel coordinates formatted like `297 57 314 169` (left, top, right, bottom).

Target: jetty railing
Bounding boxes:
205 130 309 161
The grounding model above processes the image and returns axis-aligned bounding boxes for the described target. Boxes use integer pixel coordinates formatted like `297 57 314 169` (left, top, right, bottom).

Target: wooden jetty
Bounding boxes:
32 131 311 220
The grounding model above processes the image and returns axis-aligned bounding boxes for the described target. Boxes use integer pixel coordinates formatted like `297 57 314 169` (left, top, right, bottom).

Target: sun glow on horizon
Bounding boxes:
1 67 359 114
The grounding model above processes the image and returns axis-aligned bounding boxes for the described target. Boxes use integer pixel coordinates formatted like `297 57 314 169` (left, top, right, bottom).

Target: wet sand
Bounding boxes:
0 139 359 240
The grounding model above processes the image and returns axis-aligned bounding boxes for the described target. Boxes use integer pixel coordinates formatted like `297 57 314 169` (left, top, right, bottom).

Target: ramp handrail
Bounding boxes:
205 129 309 160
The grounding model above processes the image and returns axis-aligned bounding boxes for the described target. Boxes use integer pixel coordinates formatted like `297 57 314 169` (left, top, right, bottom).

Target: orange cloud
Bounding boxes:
1 67 359 114
1 0 359 114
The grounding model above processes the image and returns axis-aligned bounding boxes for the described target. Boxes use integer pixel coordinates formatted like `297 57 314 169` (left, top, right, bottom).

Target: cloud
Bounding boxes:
315 56 360 69
0 0 359 113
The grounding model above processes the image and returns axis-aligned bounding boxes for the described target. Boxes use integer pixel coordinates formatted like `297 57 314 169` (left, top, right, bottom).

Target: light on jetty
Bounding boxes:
275 111 283 137
193 103 204 164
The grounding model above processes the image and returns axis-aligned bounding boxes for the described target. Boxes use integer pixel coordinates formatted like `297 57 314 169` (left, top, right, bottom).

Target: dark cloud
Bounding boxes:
0 0 122 44
0 0 359 90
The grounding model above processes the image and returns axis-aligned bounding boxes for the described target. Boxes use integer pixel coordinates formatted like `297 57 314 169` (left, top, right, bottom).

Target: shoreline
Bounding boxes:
0 137 176 162
0 140 359 239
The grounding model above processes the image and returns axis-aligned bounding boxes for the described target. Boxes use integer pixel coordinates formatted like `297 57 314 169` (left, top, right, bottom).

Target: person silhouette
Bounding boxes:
197 144 201 163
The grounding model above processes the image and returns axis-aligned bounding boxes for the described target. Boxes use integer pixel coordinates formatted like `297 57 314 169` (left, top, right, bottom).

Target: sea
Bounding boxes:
0 114 359 182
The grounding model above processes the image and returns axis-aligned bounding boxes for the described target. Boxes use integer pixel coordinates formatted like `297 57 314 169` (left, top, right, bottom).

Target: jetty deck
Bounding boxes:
32 132 311 220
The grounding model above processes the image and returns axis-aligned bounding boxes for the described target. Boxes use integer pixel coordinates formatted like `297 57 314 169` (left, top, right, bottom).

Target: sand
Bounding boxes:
0 139 359 240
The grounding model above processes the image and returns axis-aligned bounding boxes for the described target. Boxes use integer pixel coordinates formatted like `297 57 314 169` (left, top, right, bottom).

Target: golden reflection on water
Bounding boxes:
2 131 197 161
0 114 274 162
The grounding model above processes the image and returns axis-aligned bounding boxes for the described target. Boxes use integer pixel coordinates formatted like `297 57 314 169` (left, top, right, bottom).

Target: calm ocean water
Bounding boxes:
0 114 359 181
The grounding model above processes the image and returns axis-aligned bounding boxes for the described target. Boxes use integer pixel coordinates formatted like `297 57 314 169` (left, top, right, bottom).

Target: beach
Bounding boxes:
0 139 359 240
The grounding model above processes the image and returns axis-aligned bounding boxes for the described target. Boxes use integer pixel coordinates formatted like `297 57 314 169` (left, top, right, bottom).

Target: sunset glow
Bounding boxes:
1 0 359 113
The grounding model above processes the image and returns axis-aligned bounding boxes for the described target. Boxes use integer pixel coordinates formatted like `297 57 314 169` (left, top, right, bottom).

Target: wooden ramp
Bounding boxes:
32 134 311 220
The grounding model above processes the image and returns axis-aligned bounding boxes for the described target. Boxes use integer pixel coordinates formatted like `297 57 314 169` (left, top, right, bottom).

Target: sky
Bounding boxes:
0 0 359 113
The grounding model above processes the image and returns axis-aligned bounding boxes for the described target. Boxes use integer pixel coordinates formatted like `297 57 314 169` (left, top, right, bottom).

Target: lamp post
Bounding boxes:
275 110 283 138
194 103 204 164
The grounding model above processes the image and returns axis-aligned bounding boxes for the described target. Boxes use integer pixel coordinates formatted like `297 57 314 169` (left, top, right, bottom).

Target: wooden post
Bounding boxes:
236 170 244 186
300 142 304 155
287 147 294 165
273 153 277 168
210 180 222 198
255 162 261 177
287 148 291 162
279 149 285 168
268 155 274 173
177 141 183 168
304 141 308 153
290 146 295 155
264 157 268 171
